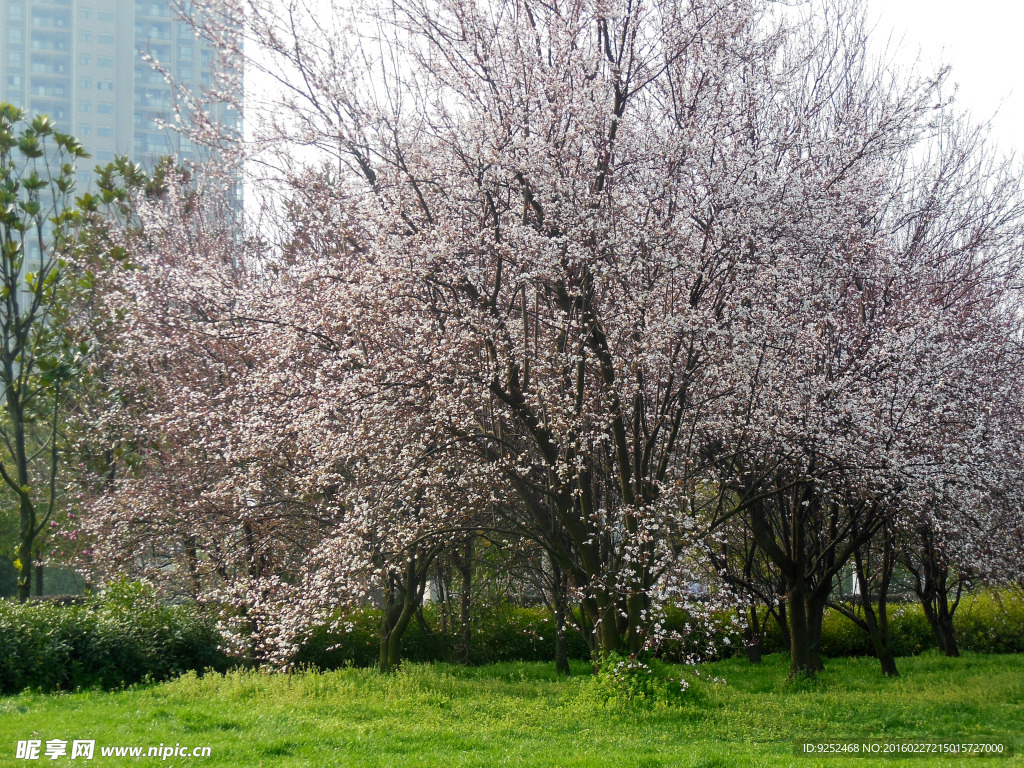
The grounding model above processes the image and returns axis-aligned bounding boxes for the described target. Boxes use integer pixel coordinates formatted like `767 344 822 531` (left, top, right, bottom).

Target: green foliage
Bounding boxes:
948 591 1024 654
296 592 1024 671
295 604 592 669
657 591 1024 663
0 580 230 693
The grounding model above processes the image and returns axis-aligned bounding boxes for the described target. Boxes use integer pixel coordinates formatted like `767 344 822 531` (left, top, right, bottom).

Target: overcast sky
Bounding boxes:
868 0 1022 153
243 0 1024 160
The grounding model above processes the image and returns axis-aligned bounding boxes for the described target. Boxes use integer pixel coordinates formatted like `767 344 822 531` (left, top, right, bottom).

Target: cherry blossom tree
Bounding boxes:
86 0 1024 677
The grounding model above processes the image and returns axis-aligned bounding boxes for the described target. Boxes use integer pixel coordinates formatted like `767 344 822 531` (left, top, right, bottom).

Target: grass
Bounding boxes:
0 652 1021 767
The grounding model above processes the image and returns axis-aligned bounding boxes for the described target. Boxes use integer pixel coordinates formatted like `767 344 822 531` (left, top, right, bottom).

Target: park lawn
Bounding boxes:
0 652 1021 768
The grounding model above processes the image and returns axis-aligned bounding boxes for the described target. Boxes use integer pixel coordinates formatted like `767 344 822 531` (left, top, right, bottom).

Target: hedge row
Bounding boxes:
2 587 1021 693
296 591 1024 669
0 581 230 694
656 590 1024 661
294 604 593 669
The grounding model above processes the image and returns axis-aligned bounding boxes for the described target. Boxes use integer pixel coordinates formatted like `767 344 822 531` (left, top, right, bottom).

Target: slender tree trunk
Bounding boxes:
378 577 400 672
576 598 598 660
185 535 201 599
744 606 763 664
456 535 473 665
378 553 425 673
854 547 898 677
386 598 416 670
909 542 961 658
553 564 570 675
777 601 790 653
596 592 622 654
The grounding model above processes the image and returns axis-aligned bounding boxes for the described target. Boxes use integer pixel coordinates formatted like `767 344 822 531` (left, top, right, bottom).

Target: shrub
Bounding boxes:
586 651 691 706
749 591 1024 662
294 604 592 670
0 580 231 694
950 591 1024 655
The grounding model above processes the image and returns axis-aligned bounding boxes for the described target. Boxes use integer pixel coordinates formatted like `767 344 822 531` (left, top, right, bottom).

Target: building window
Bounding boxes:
178 46 193 61
79 101 90 112
7 52 23 65
79 54 91 66
31 32 71 51
79 32 91 42
29 57 69 74
32 9 71 27
200 50 212 66
97 102 113 114
79 8 92 19
7 75 23 87
79 124 90 135
97 126 113 137
134 1 170 17
9 5 24 20
97 80 113 90
178 68 192 82
79 77 91 88
98 10 114 21
8 29 24 44
96 150 113 160
98 57 113 67
98 33 114 44
135 22 171 39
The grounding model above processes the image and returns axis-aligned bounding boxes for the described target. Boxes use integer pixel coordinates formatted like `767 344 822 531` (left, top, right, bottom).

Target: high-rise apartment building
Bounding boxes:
1 0 240 181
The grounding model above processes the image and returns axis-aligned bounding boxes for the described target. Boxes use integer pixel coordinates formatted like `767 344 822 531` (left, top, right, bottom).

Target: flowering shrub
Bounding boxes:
588 652 693 706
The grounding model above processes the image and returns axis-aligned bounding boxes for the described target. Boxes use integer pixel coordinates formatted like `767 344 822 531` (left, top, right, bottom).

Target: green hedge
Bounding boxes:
0 581 230 694
5 585 1020 691
294 604 592 669
707 591 1024 661
950 591 1024 654
297 591 1024 670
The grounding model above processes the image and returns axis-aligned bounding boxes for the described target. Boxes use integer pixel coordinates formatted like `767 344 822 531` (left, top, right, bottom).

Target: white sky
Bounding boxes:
243 0 1024 163
867 0 1023 153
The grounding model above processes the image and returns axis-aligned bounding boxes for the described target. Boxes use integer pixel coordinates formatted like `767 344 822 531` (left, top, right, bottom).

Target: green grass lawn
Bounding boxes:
1 652 1021 767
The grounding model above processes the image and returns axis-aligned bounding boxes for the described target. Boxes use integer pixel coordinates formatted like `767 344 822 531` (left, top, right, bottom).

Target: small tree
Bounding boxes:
0 105 88 601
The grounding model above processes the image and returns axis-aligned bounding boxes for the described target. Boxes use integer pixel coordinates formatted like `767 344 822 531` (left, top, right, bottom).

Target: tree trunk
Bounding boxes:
455 535 473 665
933 598 960 657
553 564 570 675
854 546 898 677
805 592 827 673
744 606 763 664
787 584 814 677
15 495 35 603
378 553 425 673
777 601 790 653
907 536 961 658
596 591 622 654
575 598 599 659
